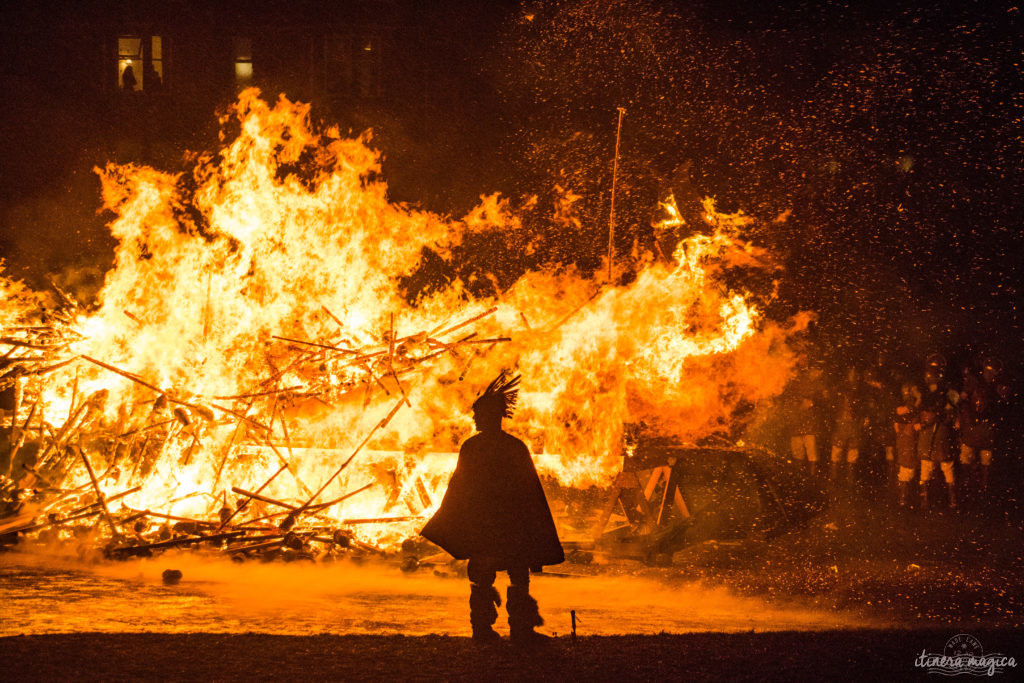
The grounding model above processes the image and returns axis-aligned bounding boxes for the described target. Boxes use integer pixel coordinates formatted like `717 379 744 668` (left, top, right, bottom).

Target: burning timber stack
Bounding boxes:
0 306 516 565
0 93 811 568
0 285 811 568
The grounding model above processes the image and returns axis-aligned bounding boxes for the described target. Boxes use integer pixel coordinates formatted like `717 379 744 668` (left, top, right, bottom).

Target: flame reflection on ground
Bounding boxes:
0 552 880 636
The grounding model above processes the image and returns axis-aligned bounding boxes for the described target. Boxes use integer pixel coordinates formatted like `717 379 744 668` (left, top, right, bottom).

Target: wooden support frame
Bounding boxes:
592 463 691 541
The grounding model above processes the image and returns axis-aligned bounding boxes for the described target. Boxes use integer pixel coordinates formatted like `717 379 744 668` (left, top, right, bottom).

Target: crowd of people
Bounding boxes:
777 352 1016 512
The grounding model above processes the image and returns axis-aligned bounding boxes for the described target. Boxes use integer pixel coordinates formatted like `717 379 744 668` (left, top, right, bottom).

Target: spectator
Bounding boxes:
830 367 864 484
895 383 921 508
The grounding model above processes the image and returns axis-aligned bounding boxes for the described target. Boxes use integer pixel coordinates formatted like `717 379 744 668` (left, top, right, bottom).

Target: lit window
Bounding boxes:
234 37 253 88
149 36 164 90
118 36 142 91
117 35 164 92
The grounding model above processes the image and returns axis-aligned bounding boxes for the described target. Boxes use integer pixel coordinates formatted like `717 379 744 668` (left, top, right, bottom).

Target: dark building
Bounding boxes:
1 1 511 278
0 1 436 188
97 3 403 104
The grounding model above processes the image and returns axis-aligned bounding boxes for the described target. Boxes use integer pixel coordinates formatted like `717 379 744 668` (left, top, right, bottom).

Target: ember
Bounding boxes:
1 91 803 562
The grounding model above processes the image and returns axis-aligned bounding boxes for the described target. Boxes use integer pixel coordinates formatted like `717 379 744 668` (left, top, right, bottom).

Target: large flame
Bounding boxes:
2 91 806 547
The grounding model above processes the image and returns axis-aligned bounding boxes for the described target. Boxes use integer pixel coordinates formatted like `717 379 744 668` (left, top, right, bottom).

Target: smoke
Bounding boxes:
0 550 872 636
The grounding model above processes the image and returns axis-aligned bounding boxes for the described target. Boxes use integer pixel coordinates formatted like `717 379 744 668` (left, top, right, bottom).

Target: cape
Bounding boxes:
420 430 564 569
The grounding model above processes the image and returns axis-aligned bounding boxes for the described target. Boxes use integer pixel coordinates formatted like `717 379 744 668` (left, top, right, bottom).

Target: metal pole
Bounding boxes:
607 107 626 284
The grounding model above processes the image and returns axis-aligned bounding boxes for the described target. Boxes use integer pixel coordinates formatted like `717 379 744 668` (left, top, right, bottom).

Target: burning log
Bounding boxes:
226 537 285 554
5 371 22 453
82 356 233 430
213 385 305 401
77 446 122 540
34 401 90 472
260 399 312 497
106 530 247 558
118 418 175 439
207 403 271 433
230 486 297 511
270 335 356 355
178 431 201 467
287 395 406 524
308 482 374 513
340 515 418 524
217 463 288 529
123 508 220 528
212 397 256 486
11 485 142 534
242 481 375 529
23 356 80 380
0 337 66 351
273 404 301 481
6 401 36 479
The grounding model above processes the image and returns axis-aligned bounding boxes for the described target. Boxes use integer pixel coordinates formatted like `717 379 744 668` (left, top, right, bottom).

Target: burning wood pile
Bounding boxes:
1 90 808 564
1 301 509 562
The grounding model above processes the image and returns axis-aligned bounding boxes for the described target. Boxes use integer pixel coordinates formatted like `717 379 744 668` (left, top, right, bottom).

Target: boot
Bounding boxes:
470 583 501 642
898 481 910 509
507 585 549 645
947 482 958 511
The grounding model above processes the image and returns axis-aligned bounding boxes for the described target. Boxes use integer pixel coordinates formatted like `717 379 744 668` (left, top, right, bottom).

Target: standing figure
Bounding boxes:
830 367 864 484
918 403 956 510
121 64 137 92
959 358 1005 496
916 358 957 509
421 372 564 644
786 359 825 475
894 383 921 508
863 366 898 484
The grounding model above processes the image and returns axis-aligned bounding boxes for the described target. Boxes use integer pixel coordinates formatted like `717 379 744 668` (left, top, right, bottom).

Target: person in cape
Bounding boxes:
420 371 564 643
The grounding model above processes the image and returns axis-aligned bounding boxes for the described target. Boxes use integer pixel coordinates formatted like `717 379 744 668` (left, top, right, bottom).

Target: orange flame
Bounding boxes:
2 91 806 546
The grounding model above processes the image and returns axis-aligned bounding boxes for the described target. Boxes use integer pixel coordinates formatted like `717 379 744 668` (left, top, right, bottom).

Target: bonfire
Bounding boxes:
0 90 807 562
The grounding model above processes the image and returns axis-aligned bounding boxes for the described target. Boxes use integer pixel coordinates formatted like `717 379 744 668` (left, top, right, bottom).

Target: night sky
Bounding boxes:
1 0 1021 375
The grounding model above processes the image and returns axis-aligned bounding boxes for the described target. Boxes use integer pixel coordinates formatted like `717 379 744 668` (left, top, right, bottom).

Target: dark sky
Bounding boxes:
1 0 1021 373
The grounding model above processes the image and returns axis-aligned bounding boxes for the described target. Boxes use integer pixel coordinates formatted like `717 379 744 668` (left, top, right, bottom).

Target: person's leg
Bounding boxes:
980 449 993 494
804 435 819 475
898 466 915 508
790 435 805 461
919 460 934 510
959 444 978 505
508 567 529 588
467 558 501 641
846 448 859 485
506 567 546 644
830 443 843 481
940 461 957 510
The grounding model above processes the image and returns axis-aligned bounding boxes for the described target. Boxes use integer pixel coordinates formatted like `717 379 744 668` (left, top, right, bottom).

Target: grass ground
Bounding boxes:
2 629 1023 681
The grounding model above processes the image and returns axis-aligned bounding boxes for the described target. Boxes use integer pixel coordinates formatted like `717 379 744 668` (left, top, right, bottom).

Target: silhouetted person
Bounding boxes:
959 357 1006 497
121 65 137 92
829 366 864 484
784 358 825 475
862 366 897 483
918 400 955 510
420 371 564 644
143 62 162 93
894 382 921 508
